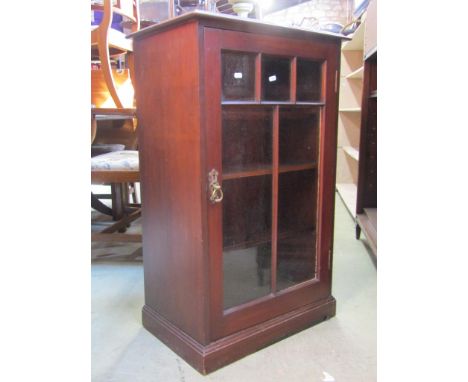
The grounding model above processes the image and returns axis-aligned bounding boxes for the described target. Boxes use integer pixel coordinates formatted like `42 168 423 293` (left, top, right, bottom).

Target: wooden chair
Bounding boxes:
91 125 141 245
91 0 142 247
91 0 140 108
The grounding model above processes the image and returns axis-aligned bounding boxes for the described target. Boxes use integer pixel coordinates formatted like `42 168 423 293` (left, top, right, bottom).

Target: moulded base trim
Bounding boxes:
142 296 336 374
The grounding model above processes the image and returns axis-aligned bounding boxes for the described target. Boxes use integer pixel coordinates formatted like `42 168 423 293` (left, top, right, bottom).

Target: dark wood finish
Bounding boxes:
356 50 377 258
132 12 343 374
91 192 113 216
290 57 297 103
271 106 280 293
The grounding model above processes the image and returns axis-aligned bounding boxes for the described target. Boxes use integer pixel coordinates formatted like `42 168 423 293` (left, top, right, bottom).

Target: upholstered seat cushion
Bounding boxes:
91 150 139 171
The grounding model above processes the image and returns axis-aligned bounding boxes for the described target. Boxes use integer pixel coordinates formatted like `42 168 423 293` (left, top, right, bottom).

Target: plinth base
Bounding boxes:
142 296 336 374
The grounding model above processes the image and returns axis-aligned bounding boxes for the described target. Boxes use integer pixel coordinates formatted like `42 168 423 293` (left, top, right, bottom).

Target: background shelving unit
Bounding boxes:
335 17 366 216
336 0 377 258
346 66 364 79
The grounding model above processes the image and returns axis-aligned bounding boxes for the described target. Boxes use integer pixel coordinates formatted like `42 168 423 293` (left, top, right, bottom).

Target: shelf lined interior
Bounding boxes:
221 51 256 101
277 169 317 287
222 106 273 175
221 52 323 309
222 175 272 309
261 55 291 101
296 58 322 102
221 51 324 104
279 107 319 167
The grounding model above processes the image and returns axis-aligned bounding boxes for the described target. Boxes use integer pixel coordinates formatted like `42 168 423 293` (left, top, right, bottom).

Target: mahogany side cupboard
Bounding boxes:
132 11 344 374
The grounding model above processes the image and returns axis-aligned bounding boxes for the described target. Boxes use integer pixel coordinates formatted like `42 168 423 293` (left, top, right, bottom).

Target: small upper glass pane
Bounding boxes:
262 55 291 101
296 59 322 102
222 51 256 101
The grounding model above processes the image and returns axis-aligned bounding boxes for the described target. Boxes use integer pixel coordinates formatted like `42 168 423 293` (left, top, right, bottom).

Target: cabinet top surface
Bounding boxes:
130 10 349 42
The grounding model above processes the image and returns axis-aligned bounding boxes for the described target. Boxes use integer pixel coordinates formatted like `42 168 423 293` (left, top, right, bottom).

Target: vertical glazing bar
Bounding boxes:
290 56 297 103
271 105 279 293
255 53 262 101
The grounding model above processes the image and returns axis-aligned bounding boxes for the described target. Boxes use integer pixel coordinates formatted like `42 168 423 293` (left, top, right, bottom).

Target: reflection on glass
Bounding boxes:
222 107 273 174
222 51 256 101
276 107 319 289
279 107 319 167
296 59 322 102
277 170 317 290
262 55 291 101
223 176 272 309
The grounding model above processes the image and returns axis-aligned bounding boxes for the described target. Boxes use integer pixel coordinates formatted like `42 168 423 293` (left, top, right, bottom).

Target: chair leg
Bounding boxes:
111 183 124 225
91 192 113 216
355 223 361 240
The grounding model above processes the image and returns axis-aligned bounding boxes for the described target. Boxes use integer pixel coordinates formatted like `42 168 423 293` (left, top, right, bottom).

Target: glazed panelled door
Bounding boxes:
204 27 337 339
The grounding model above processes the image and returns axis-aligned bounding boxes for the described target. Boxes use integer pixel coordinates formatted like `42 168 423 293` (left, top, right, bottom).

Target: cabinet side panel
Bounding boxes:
133 22 206 343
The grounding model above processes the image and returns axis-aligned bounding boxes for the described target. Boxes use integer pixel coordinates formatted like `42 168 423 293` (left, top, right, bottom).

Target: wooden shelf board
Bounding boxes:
346 66 364 79
221 101 325 106
279 163 317 174
339 107 361 113
224 163 317 180
336 183 357 216
342 146 359 161
342 22 365 51
223 167 272 180
223 229 316 252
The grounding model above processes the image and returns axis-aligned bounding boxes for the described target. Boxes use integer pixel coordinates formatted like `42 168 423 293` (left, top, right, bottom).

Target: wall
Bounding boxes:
264 0 352 28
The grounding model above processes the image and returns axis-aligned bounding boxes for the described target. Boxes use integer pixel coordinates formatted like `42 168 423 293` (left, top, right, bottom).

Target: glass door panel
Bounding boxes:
222 106 273 310
279 107 319 167
277 170 317 289
262 55 291 101
222 175 272 309
276 107 320 290
296 58 322 102
222 51 256 101
222 107 273 176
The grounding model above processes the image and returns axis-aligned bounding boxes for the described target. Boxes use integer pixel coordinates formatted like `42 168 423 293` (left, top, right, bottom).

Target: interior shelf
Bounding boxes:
223 163 317 180
221 101 325 106
339 107 361 113
346 66 364 79
223 229 315 252
342 22 365 51
279 163 317 173
336 183 357 216
223 166 272 180
343 146 359 161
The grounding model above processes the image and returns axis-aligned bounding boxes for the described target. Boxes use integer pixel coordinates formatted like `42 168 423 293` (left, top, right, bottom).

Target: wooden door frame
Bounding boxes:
202 26 340 339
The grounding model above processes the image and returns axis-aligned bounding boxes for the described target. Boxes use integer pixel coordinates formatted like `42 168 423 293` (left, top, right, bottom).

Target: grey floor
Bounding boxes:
92 194 376 382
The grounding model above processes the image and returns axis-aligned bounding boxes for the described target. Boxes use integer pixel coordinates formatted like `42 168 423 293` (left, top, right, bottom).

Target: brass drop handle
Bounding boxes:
208 169 223 204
